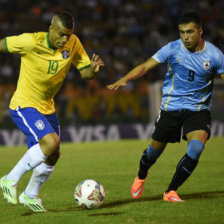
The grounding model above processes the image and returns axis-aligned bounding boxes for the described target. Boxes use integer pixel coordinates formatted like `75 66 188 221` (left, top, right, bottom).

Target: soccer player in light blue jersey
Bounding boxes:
107 11 224 202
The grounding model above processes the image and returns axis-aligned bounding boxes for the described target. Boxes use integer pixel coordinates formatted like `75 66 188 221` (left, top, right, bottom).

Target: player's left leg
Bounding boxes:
164 130 207 202
19 151 59 212
164 110 210 202
23 151 59 199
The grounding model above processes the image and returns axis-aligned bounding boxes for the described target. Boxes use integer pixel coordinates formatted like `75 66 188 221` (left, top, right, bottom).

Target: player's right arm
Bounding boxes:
0 39 7 52
107 57 159 90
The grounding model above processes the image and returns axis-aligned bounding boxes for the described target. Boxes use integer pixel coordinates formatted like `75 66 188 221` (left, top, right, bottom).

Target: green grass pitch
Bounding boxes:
0 137 224 224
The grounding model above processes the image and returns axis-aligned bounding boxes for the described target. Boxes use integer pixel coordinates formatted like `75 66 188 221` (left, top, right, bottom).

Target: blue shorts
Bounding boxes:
10 107 60 149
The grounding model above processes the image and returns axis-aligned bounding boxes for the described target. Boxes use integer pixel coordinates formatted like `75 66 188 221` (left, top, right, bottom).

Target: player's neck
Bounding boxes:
48 33 57 50
185 40 205 53
194 39 205 52
49 42 57 50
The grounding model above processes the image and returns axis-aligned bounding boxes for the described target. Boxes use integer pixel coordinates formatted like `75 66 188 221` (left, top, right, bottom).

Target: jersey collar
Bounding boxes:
46 32 50 48
181 39 207 54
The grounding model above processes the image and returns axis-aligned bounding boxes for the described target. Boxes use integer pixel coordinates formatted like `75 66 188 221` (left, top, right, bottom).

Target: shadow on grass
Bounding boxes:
103 190 224 208
88 212 124 216
181 190 224 200
103 194 162 208
21 206 81 216
21 206 123 217
21 190 224 216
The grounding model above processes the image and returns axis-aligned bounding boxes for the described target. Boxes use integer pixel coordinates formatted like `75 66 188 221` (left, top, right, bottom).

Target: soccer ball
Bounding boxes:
74 179 105 209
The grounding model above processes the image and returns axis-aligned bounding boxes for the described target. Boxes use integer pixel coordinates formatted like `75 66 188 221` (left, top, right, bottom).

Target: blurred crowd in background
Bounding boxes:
0 0 224 127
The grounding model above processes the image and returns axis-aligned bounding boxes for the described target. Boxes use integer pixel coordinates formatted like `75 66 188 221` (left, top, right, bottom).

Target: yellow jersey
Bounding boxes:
5 32 91 114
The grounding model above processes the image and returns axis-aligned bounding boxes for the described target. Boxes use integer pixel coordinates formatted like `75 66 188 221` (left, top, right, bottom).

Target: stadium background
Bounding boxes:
0 0 223 144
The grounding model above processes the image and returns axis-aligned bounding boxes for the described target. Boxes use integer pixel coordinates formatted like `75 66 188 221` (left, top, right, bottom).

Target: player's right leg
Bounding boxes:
131 140 166 199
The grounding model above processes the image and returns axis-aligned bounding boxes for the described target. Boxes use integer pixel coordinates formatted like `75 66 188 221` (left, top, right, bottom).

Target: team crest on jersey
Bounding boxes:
35 120 45 130
202 61 211 71
62 50 70 59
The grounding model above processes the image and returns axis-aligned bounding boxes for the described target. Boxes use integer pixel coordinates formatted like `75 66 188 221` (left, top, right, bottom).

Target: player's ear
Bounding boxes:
199 27 203 36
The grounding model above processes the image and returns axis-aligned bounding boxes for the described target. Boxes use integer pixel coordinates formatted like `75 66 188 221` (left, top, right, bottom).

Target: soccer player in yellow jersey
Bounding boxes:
0 11 104 212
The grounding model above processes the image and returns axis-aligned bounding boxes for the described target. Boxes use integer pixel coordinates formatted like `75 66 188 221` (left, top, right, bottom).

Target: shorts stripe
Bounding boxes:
16 107 38 142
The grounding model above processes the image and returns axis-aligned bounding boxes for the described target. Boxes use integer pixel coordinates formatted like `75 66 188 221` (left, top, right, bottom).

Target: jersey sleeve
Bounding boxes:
5 33 35 54
214 49 224 75
72 37 91 71
152 42 171 63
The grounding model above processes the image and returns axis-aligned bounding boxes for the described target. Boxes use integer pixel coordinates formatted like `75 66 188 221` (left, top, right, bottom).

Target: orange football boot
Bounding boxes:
163 190 184 202
131 172 149 199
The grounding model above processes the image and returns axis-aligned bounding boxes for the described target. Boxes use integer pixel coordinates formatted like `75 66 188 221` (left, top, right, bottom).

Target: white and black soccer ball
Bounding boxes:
74 179 105 209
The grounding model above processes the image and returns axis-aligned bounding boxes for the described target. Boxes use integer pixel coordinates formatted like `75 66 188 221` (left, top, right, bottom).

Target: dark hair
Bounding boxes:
56 11 74 29
178 11 202 27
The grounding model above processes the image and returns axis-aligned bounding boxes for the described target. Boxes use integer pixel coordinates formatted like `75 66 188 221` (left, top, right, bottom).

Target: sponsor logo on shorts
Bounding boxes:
35 120 45 130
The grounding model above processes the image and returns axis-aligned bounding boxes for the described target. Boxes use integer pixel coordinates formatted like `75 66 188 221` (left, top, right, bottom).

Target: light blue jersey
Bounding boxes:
152 39 224 111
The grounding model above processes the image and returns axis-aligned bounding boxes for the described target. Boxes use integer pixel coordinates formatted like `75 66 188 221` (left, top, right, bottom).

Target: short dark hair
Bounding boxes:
56 11 74 29
178 11 202 28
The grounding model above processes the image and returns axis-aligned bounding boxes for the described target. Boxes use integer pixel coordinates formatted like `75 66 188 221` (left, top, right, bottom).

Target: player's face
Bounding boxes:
49 20 73 49
179 22 203 52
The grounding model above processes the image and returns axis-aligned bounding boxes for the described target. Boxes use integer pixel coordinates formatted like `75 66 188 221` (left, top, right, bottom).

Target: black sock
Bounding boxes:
138 149 156 179
166 154 198 192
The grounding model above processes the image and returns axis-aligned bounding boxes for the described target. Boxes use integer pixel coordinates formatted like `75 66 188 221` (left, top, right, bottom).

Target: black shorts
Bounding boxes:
152 110 211 143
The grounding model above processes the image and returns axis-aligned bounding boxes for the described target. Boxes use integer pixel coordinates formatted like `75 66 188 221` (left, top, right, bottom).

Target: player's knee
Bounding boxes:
40 133 60 157
45 150 60 166
187 140 204 160
141 145 163 166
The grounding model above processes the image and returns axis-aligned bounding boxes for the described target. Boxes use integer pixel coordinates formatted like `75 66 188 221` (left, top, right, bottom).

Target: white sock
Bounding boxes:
6 144 47 184
25 162 54 198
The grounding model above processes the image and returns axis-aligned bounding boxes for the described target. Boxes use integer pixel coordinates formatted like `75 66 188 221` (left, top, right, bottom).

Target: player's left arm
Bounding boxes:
0 39 7 52
221 74 224 80
79 53 104 80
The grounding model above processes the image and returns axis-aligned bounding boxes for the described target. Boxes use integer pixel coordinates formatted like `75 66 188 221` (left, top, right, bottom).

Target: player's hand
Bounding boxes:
91 53 105 72
107 79 127 90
